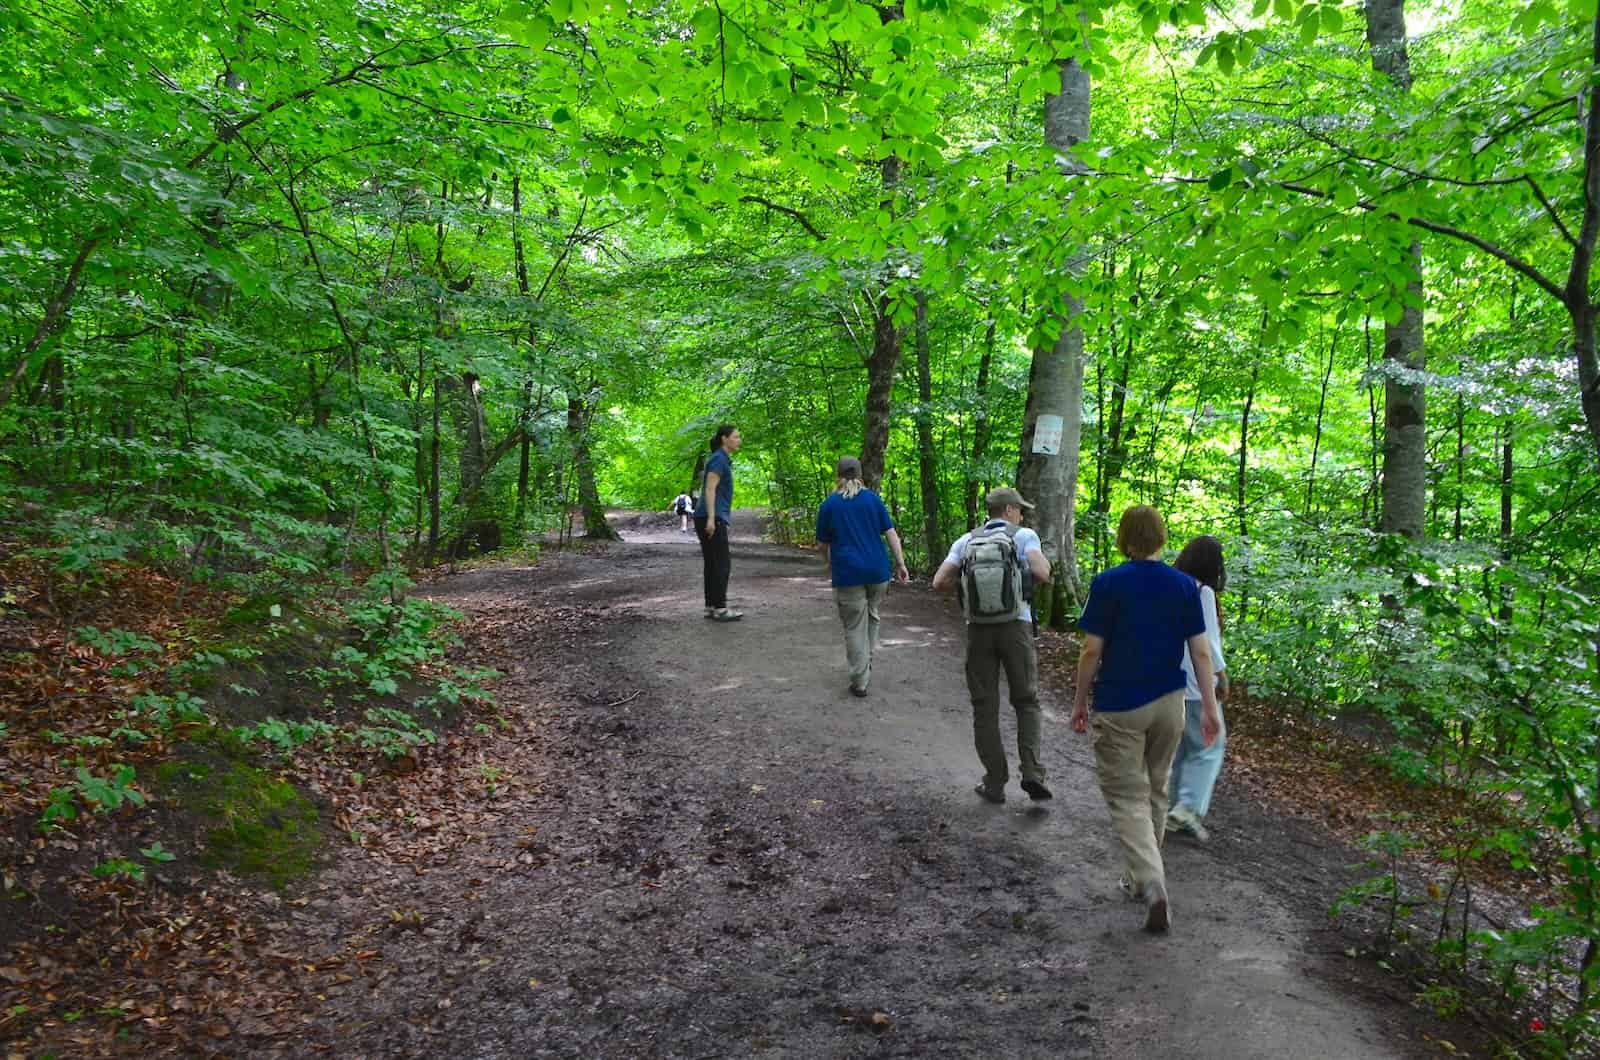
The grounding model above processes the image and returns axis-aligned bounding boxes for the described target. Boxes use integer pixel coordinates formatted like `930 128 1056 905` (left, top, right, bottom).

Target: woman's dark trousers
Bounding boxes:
696 517 731 608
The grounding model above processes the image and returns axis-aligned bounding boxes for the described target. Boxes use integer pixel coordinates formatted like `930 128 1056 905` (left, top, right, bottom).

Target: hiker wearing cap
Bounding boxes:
1070 505 1221 934
694 424 743 622
815 456 910 697
931 487 1053 805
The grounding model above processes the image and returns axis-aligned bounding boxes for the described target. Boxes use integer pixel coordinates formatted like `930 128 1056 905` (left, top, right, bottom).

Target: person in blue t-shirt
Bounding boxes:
694 424 742 622
1070 505 1220 934
815 455 910 696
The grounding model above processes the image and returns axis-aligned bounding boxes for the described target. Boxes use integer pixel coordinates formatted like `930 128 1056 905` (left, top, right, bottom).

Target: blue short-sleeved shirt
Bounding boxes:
694 449 734 525
815 489 894 587
1078 559 1205 712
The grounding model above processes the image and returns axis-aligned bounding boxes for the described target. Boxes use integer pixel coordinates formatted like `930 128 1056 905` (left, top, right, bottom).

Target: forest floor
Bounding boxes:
2 511 1515 1058
270 510 1496 1059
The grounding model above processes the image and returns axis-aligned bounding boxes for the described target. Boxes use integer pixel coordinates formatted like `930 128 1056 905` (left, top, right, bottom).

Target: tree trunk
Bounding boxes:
568 390 618 540
1499 420 1514 627
914 291 941 572
1237 362 1258 540
965 314 995 530
1367 0 1427 539
1017 57 1090 623
1306 328 1337 519
861 152 903 491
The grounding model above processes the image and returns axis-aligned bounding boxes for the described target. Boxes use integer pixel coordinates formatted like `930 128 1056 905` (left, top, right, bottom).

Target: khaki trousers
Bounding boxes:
1091 690 1185 891
833 582 887 690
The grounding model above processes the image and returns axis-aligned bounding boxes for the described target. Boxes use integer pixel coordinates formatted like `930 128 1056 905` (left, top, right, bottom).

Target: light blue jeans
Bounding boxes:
1168 697 1226 818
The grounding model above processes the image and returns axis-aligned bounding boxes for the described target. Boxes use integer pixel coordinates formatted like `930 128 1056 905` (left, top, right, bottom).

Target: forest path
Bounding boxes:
295 513 1467 1058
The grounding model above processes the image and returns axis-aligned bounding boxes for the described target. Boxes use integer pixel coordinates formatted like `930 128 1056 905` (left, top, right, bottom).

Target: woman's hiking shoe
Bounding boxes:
1143 879 1171 933
1117 872 1139 902
1166 805 1209 842
708 607 743 622
1020 779 1053 801
849 683 869 697
973 783 1006 805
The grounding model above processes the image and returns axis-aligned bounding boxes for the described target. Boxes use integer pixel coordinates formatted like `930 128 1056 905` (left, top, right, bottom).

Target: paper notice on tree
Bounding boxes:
1031 415 1063 455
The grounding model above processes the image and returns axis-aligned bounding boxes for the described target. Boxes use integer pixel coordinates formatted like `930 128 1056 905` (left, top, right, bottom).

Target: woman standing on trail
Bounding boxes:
1069 505 1221 934
1166 535 1230 841
815 455 910 697
695 425 742 622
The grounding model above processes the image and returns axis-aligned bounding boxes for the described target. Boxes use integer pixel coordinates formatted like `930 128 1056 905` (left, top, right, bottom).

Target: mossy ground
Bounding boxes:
154 747 321 889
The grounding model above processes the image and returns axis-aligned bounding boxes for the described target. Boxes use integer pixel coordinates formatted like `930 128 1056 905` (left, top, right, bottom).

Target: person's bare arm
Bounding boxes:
884 528 910 582
1187 633 1221 745
1026 546 1050 584
1070 633 1104 733
931 559 960 592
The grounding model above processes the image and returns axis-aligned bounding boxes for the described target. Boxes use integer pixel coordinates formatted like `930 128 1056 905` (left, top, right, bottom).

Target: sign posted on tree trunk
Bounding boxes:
1031 414 1063 455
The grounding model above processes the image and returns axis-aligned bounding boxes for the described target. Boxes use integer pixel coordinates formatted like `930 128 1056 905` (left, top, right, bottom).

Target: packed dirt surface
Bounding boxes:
273 511 1484 1058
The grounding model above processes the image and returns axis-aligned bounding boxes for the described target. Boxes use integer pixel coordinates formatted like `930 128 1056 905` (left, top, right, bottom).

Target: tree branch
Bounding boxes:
738 195 828 241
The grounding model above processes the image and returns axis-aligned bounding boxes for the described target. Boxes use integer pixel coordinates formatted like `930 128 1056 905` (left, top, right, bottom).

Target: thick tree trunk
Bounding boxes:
1367 0 1427 538
1017 58 1090 623
914 292 941 572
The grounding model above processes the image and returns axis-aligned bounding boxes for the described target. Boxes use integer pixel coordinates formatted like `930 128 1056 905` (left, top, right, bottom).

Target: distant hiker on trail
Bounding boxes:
695 425 742 622
931 487 1052 806
1070 505 1220 935
815 455 911 697
671 490 694 534
1166 534 1230 842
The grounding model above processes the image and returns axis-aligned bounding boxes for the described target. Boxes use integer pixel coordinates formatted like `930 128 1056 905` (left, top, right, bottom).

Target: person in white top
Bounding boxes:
931 487 1053 805
1166 535 1230 841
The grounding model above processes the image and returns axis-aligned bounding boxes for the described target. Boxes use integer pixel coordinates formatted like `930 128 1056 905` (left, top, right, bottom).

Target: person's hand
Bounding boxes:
701 521 715 540
1200 704 1222 746
894 562 910 584
1070 702 1089 734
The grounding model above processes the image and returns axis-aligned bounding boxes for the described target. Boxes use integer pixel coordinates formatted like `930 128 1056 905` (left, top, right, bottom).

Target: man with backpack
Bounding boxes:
932 487 1053 805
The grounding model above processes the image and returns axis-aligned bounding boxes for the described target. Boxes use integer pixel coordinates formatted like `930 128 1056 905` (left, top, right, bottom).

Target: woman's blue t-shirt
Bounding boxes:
815 489 894 587
694 448 734 525
1078 559 1205 712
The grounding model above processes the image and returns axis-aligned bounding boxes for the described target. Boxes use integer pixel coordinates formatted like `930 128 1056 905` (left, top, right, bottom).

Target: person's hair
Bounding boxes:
986 496 1010 517
1174 534 1226 593
836 477 863 499
709 424 737 451
1116 505 1168 559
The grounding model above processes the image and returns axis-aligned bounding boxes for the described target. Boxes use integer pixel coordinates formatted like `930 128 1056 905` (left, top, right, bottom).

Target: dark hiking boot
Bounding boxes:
973 783 1005 805
1143 879 1170 934
1020 779 1053 801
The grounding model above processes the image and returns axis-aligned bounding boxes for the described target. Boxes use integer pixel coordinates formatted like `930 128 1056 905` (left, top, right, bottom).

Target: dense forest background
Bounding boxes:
3 0 1599 1050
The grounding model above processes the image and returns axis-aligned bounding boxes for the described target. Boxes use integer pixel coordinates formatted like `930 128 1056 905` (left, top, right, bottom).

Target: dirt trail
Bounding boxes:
286 515 1473 1058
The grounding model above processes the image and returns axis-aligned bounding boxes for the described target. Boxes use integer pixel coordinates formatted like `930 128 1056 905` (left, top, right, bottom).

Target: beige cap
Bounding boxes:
986 486 1034 510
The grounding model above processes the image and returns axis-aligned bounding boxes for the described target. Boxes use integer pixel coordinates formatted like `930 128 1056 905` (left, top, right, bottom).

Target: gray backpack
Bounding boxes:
961 524 1024 623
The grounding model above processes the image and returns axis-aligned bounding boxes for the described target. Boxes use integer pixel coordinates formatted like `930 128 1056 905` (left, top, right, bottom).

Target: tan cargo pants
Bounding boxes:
1091 690 1185 892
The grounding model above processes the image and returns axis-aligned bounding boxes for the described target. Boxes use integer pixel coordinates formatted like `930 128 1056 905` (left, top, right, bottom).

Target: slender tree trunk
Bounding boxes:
1237 363 1259 540
1367 0 1427 538
1017 57 1091 623
568 388 618 540
914 291 941 572
1452 391 1465 542
427 376 441 563
966 315 995 529
1364 314 1380 529
1499 420 1514 627
1306 328 1337 518
1 235 101 407
861 153 903 491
